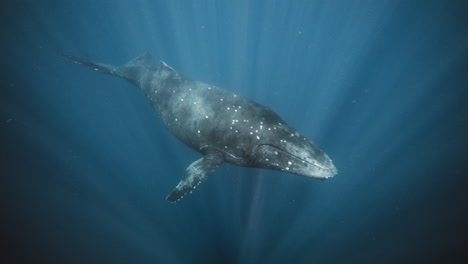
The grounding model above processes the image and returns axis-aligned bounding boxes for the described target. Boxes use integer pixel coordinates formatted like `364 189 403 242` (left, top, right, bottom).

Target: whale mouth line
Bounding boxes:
258 144 334 171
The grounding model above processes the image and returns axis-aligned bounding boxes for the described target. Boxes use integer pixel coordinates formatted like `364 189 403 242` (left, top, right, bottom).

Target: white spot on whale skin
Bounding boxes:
175 118 178 121
194 102 197 105
180 98 184 101
94 68 98 71
288 161 292 165
274 151 278 155
227 107 230 110
285 167 290 170
250 132 253 135
234 109 238 112
197 130 201 133
220 98 224 101
256 136 260 140
205 115 209 119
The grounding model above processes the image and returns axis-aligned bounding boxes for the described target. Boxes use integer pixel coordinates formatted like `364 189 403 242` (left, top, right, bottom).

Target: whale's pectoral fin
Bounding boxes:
166 152 224 203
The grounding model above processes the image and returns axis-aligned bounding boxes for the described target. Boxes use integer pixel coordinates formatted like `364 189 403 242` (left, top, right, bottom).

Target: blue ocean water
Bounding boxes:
1 0 467 263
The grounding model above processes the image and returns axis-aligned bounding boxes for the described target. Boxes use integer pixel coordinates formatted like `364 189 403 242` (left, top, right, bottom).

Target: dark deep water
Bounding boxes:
1 0 467 263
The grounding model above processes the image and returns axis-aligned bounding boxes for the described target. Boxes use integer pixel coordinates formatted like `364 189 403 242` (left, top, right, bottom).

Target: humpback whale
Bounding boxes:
63 53 337 202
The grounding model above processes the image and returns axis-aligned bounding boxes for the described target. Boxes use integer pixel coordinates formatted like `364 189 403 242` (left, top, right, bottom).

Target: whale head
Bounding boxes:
251 124 337 180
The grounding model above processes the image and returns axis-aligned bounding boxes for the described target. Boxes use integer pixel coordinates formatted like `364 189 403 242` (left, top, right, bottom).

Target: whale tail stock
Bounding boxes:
61 53 152 79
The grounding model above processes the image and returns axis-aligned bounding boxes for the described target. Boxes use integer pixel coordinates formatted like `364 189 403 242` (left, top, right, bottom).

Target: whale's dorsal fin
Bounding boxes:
166 152 224 202
160 61 176 72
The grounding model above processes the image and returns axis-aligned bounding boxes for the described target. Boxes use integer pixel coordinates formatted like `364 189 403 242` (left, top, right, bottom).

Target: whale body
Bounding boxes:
63 53 337 202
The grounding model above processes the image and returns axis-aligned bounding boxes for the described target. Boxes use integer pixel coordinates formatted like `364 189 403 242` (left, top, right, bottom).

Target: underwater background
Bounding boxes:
1 0 467 263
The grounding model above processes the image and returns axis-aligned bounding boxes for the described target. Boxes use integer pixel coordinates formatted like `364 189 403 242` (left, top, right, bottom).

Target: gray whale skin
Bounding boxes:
63 53 337 203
